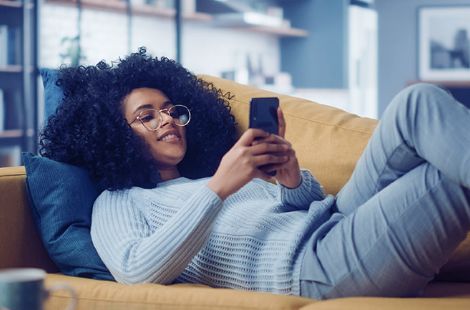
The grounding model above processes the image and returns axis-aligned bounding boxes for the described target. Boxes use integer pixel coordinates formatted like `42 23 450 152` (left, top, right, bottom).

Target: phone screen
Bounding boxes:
249 97 279 135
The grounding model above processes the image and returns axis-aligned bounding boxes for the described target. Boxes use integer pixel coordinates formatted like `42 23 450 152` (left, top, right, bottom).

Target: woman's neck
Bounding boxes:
158 167 181 181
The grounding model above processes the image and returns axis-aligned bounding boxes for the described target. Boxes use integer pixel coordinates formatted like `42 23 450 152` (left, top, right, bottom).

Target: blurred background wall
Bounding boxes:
1 0 469 166
376 0 470 116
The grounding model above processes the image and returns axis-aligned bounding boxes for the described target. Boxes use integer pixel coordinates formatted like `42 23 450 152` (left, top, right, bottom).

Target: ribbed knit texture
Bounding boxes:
91 170 336 296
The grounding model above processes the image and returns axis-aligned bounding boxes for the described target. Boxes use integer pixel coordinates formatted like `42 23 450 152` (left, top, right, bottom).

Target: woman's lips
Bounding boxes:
159 133 180 143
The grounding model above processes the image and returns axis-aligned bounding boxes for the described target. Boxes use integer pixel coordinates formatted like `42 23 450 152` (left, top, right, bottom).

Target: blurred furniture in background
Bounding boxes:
444 83 470 108
281 0 378 118
0 0 38 167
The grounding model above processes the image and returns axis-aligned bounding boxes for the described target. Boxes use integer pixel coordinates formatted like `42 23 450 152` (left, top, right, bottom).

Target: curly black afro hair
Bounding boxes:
40 47 237 191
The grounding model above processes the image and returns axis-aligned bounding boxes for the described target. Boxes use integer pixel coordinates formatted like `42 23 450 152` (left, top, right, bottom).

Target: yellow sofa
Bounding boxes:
1 76 470 309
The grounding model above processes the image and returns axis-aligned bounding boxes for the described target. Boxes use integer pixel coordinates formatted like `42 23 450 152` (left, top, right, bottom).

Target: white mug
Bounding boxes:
0 268 77 310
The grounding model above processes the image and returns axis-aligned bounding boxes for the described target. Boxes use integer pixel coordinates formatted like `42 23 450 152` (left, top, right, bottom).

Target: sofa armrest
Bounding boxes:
0 166 59 272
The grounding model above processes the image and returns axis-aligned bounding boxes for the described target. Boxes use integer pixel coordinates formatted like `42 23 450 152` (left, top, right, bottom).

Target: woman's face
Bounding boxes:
123 88 187 176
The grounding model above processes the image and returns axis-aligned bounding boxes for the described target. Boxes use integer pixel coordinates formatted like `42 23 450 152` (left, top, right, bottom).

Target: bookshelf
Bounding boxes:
44 0 308 37
0 0 38 167
0 0 23 8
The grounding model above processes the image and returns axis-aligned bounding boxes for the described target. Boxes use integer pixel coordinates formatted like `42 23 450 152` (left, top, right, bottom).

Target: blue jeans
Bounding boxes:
300 84 470 299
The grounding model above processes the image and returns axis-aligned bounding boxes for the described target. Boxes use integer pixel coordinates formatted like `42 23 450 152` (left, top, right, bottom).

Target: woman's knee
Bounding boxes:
387 83 453 122
405 83 444 95
405 83 453 107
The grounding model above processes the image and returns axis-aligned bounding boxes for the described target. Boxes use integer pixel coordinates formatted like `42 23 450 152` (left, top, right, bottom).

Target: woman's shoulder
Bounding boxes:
92 187 155 225
93 187 141 211
96 187 134 199
94 177 209 208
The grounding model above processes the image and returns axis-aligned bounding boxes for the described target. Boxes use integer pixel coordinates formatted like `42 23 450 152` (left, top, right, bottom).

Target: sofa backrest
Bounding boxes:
0 166 59 272
200 75 377 194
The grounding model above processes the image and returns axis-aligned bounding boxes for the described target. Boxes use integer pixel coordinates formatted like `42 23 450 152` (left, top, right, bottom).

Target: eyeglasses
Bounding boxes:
129 104 191 131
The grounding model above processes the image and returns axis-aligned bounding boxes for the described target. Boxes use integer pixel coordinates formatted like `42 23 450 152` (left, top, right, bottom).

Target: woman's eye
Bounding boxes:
140 114 154 122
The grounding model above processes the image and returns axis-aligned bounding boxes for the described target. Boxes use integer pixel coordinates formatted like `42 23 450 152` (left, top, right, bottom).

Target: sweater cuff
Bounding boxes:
195 184 224 208
279 169 325 208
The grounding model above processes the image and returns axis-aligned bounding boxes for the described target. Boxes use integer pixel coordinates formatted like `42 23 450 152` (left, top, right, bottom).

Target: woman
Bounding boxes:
40 48 470 299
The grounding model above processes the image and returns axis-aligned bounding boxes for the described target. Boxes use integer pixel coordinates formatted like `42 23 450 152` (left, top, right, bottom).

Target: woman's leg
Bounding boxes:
336 83 470 215
301 163 470 299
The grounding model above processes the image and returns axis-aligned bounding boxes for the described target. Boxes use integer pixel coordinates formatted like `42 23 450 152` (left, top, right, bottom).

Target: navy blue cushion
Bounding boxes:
40 68 63 121
23 152 113 280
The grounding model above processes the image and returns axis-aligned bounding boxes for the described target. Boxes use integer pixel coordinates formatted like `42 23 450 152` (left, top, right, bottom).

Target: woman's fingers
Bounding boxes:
258 163 284 173
278 107 286 138
250 141 289 156
252 153 289 167
252 133 291 148
237 128 270 147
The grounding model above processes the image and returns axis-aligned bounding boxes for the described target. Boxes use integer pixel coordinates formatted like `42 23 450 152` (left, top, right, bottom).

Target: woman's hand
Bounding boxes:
208 128 290 200
253 108 301 188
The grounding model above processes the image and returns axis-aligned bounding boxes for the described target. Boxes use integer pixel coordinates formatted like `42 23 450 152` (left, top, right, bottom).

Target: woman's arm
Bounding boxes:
278 169 325 209
90 185 222 285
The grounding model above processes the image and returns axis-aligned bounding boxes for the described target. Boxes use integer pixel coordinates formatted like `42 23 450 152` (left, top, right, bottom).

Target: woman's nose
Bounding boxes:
159 111 175 128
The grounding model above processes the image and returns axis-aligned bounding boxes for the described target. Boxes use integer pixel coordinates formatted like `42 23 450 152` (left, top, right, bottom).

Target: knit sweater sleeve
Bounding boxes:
90 185 222 285
278 169 325 209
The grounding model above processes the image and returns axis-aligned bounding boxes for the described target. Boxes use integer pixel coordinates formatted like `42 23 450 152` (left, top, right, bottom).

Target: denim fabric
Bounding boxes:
300 84 470 299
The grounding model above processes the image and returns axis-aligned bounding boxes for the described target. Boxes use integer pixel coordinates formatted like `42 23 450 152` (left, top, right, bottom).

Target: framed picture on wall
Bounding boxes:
418 6 470 81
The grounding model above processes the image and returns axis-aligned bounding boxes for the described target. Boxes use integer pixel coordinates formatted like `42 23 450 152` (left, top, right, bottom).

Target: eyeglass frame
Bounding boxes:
128 104 191 132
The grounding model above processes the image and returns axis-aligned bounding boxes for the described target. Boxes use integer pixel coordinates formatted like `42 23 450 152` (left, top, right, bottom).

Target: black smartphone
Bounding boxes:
249 97 279 135
249 97 280 176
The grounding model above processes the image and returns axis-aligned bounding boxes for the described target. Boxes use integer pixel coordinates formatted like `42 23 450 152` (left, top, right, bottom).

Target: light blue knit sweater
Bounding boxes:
90 170 336 295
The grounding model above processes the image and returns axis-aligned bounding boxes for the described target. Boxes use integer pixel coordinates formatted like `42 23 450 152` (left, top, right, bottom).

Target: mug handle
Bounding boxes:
45 283 78 310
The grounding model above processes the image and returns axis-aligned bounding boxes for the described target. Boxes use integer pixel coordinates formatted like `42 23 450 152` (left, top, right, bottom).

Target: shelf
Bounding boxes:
0 0 33 9
0 0 22 8
44 0 307 37
45 0 212 21
0 0 38 155
0 129 34 139
0 65 23 73
0 129 32 148
245 26 308 37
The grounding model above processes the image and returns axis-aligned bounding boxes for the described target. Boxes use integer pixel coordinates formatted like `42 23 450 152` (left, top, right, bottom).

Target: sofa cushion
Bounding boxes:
44 273 315 310
22 153 113 280
44 274 470 310
39 68 63 121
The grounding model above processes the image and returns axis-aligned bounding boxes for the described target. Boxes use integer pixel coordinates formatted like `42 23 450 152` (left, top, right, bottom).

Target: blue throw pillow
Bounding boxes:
39 68 63 121
22 152 114 281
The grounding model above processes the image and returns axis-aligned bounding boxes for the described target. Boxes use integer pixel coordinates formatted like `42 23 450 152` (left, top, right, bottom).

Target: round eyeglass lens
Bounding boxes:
139 109 161 130
171 105 191 126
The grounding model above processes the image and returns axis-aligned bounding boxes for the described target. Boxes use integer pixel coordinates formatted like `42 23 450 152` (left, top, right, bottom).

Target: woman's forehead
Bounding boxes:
124 88 170 113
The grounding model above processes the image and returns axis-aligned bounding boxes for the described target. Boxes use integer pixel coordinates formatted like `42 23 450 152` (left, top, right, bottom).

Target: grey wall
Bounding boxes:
376 0 470 117
281 0 349 88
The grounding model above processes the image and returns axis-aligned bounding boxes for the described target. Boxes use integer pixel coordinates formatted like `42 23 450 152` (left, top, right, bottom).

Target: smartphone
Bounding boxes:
249 97 279 135
249 97 280 176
